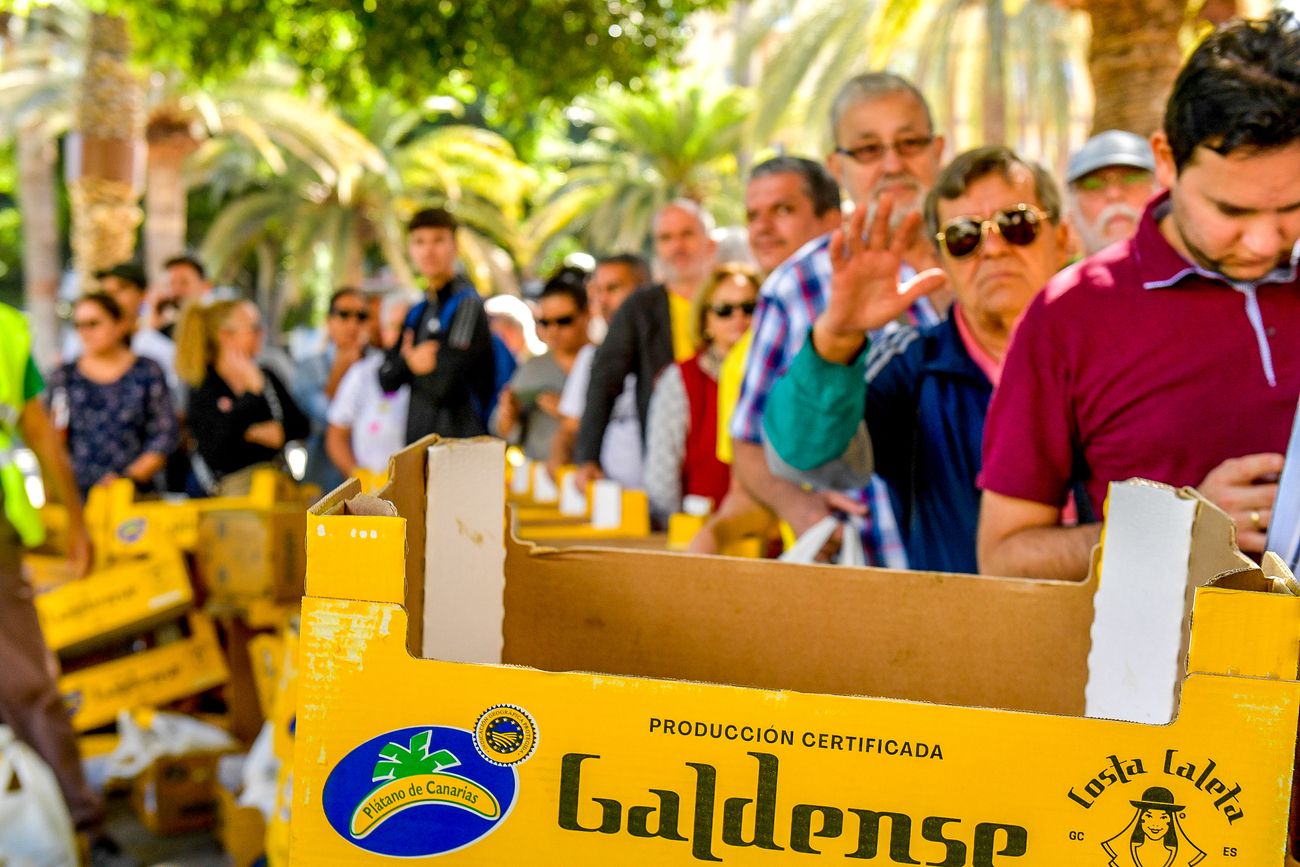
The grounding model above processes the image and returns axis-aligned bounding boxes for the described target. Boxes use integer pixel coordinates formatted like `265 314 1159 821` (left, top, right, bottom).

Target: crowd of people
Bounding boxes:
2 10 1300 863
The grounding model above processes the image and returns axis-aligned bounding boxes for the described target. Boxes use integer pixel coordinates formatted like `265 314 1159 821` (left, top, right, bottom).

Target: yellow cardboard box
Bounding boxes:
292 438 1300 864
218 784 268 867
59 614 230 732
34 549 192 655
91 469 301 560
23 551 75 593
196 506 307 606
248 633 285 721
131 749 230 835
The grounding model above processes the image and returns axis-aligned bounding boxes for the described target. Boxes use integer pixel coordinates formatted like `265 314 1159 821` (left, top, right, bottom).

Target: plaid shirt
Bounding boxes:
731 233 941 568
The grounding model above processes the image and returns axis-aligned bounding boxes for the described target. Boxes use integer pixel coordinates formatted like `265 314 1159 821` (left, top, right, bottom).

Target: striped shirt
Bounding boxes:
730 233 941 569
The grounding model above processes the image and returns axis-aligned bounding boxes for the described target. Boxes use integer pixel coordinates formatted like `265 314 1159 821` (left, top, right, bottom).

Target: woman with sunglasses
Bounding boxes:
46 292 179 497
644 263 761 522
176 299 309 496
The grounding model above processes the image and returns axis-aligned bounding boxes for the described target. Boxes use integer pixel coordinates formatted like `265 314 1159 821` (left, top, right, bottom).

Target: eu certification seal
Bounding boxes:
474 705 538 767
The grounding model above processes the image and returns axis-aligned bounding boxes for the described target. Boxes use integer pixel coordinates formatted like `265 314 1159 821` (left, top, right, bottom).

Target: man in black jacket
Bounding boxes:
573 200 717 488
379 207 496 442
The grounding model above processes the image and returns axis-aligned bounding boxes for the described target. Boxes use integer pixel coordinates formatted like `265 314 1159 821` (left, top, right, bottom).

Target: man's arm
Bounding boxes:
977 490 1099 581
574 298 640 466
378 327 415 393
20 397 91 577
422 299 492 405
732 440 855 537
325 424 359 477
687 478 776 555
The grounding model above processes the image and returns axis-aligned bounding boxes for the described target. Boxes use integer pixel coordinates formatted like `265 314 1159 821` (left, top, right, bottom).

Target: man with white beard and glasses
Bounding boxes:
1066 130 1162 255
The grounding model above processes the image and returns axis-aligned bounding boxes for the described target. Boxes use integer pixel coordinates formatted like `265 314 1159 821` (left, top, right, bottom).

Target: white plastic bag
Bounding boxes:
236 721 280 820
102 710 238 784
778 515 866 567
0 726 78 867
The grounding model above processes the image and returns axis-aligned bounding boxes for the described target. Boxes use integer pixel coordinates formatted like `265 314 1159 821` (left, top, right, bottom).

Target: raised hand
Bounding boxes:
401 331 439 376
223 349 265 395
812 194 948 364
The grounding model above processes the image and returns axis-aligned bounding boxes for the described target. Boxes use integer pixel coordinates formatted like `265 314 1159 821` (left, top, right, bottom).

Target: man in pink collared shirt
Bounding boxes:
978 11 1300 580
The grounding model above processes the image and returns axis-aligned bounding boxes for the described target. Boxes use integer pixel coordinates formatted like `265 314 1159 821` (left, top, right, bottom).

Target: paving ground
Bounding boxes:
104 795 228 867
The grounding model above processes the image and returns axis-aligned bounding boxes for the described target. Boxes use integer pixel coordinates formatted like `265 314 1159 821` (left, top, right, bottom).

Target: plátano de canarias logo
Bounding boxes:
322 725 520 856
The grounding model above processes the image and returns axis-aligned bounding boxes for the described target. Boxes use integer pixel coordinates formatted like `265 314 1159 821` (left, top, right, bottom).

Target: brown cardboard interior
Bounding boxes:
501 536 1097 715
316 437 1276 718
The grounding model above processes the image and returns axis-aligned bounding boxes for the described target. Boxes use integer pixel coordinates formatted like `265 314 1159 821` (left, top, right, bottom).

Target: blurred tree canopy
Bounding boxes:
116 0 726 118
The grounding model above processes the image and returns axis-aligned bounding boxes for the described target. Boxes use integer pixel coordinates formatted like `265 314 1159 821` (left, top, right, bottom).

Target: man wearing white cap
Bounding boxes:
1066 130 1162 255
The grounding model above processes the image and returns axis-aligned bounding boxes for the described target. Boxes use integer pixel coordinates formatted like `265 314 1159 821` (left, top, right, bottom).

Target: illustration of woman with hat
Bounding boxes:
1101 786 1206 867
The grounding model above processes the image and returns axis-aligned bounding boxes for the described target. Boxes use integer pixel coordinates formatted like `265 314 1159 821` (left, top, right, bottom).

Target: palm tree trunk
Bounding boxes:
144 117 198 292
17 117 61 368
68 13 143 289
1085 0 1183 136
984 0 1008 147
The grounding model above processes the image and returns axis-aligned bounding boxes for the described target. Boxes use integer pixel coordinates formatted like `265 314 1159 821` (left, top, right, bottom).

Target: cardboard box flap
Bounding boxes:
1260 550 1300 596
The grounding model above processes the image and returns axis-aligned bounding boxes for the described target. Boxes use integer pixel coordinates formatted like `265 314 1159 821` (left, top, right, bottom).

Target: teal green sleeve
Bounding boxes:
23 356 43 402
762 332 867 471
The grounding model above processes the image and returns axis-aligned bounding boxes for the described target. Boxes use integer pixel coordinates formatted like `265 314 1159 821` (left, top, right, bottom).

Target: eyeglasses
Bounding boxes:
1073 171 1153 193
710 302 757 318
331 309 371 322
536 315 576 328
73 319 106 330
835 135 935 165
936 204 1051 259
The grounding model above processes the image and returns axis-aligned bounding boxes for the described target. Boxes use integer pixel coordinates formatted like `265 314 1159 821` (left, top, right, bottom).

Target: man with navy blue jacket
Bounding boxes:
379 207 496 442
762 146 1069 573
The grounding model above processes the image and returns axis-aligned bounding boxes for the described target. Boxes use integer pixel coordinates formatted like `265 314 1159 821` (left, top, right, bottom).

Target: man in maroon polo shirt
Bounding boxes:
979 11 1300 580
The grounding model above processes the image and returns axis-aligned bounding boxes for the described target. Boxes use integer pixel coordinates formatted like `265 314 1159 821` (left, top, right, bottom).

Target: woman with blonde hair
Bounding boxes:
644 262 760 522
175 299 308 495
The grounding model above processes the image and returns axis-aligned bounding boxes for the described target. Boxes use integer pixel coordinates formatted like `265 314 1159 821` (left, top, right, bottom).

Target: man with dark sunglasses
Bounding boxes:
980 12 1300 581
761 146 1068 573
293 286 373 490
729 72 946 568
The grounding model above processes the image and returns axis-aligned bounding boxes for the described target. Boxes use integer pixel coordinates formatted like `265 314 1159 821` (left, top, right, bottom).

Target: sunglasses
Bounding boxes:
536 315 576 328
331 309 371 322
936 204 1050 259
835 135 935 165
710 302 757 318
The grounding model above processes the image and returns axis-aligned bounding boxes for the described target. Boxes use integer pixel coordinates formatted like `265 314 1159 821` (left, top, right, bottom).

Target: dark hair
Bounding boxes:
76 291 124 322
594 253 651 287
1165 11 1300 173
164 254 206 280
328 287 364 315
540 271 589 311
750 156 842 217
408 207 458 234
923 145 1062 243
830 72 933 144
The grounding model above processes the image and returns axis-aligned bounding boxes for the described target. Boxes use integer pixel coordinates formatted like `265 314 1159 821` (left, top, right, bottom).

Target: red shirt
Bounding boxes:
679 353 731 507
980 193 1300 514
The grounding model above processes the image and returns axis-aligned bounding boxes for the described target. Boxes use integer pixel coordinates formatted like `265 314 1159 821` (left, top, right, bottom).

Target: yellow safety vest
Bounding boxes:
0 303 45 547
